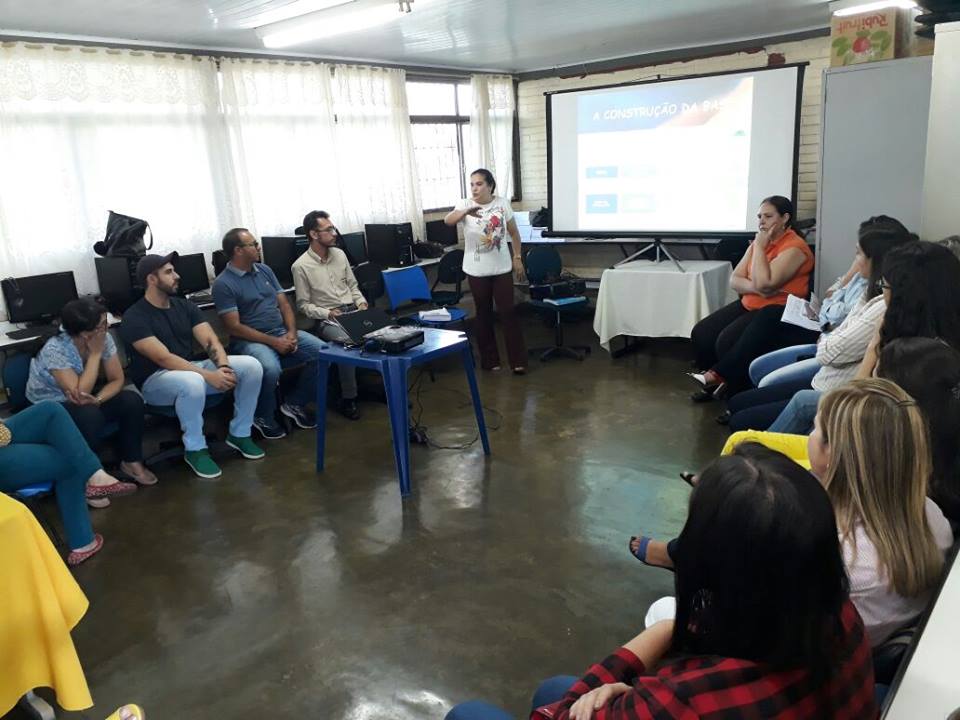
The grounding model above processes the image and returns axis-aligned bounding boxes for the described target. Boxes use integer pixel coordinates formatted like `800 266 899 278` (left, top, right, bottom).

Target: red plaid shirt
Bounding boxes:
534 602 877 720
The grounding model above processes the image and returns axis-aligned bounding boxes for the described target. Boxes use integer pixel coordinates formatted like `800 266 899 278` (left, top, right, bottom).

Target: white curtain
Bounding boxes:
331 65 424 242
219 58 344 237
0 43 237 302
467 74 516 201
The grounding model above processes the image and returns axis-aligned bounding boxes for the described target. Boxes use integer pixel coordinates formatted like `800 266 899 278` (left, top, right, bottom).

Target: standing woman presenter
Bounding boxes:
445 168 528 374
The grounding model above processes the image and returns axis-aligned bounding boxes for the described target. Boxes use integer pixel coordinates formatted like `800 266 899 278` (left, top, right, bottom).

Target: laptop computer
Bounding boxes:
334 308 395 345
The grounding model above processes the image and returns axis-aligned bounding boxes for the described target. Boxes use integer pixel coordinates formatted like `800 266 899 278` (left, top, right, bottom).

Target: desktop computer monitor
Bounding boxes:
173 253 210 296
95 256 141 314
339 232 367 266
2 271 79 324
364 222 414 268
262 236 308 287
425 220 458 247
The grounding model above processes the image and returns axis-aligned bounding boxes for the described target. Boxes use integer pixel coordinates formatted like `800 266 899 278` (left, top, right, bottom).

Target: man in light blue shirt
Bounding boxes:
212 228 322 439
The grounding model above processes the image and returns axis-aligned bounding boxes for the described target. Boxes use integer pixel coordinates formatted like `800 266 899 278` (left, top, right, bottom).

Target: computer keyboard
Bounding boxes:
188 290 214 305
5 325 57 341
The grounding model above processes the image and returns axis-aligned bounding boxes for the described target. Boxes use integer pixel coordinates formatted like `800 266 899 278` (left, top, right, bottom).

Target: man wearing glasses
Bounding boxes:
212 227 322 439
291 210 368 420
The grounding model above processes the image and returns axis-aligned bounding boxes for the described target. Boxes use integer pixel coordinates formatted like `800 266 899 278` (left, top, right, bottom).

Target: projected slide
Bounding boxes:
577 77 753 231
548 66 801 236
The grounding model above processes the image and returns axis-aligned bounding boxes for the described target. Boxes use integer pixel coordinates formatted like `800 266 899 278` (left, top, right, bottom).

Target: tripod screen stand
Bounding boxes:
614 238 685 272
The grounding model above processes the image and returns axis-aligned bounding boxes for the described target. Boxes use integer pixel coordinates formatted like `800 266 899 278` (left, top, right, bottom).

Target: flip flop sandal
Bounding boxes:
628 535 675 572
679 472 696 487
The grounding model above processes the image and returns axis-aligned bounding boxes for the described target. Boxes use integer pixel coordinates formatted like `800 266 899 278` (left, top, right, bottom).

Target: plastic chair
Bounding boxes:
2 352 33 411
383 265 466 328
523 246 592 362
383 265 432 311
353 262 385 308
7 481 65 551
431 249 466 306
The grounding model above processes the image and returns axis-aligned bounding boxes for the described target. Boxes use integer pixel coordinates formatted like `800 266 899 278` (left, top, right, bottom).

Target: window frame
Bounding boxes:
407 76 471 213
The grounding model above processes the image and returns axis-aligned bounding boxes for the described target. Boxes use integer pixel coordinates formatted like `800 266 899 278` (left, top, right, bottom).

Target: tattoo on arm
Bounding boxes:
206 340 221 365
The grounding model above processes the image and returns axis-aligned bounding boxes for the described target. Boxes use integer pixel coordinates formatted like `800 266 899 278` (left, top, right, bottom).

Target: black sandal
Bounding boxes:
679 472 696 487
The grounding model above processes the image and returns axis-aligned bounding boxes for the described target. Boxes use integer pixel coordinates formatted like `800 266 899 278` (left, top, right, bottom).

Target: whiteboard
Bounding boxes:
815 57 932 293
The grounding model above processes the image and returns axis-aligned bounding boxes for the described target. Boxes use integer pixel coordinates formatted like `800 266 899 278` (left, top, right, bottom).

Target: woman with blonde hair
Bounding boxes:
808 378 953 646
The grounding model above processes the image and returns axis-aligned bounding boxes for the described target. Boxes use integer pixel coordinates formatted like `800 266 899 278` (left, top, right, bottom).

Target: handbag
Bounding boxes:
530 206 550 227
93 211 153 258
0 420 11 447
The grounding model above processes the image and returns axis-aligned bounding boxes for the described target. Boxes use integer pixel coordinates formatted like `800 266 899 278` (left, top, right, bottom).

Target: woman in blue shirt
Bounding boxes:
26 298 156 496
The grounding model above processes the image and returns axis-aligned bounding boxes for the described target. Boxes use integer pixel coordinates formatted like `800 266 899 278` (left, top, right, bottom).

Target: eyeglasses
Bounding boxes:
240 241 260 248
316 226 338 236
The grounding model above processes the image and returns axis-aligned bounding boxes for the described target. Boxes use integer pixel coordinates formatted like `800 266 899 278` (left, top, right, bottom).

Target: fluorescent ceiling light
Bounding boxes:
233 0 355 30
832 0 917 16
256 0 420 48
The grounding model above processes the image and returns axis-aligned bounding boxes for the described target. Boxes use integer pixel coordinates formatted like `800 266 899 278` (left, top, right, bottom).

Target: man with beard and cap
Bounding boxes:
119 252 264 479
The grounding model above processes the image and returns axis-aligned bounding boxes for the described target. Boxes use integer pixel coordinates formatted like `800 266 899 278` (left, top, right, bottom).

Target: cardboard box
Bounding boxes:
830 9 902 66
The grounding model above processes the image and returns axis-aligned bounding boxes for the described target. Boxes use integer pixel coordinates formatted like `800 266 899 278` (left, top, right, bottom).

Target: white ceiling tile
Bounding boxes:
0 0 834 72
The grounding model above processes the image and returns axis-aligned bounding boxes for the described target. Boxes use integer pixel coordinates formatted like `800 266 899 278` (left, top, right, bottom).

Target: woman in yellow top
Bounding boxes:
689 195 816 400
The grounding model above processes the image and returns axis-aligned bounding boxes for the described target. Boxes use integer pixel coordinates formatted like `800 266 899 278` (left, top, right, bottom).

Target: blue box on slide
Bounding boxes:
585 194 618 213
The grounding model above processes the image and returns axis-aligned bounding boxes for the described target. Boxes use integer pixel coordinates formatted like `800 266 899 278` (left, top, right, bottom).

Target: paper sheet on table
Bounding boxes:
419 308 452 321
781 294 821 331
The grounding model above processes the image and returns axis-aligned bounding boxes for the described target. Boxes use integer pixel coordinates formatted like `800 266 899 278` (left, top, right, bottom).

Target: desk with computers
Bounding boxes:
0 222 461 350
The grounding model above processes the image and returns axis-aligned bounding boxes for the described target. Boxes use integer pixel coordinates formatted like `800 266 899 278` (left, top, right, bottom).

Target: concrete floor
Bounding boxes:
8 317 730 720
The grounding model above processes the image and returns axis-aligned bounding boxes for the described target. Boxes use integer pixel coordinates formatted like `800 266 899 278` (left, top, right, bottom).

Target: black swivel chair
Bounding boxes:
353 262 386 308
524 246 592 362
431 249 466 306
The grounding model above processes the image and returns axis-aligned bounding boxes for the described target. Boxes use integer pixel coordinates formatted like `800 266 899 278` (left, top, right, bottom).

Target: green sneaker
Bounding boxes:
184 449 222 479
226 435 265 460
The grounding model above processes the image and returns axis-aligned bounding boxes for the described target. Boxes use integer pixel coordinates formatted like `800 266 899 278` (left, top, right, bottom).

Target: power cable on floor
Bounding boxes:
407 367 503 450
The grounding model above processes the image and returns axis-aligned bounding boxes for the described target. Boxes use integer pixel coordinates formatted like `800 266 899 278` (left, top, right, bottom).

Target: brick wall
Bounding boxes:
517 36 831 221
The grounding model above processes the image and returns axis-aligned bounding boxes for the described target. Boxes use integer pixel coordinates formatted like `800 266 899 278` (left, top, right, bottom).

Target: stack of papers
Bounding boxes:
781 294 821 332
419 308 452 321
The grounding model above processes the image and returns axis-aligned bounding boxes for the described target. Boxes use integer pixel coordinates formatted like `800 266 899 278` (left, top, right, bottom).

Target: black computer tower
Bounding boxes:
364 223 414 268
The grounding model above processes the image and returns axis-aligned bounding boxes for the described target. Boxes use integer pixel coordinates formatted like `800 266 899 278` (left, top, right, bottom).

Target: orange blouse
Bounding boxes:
740 228 815 310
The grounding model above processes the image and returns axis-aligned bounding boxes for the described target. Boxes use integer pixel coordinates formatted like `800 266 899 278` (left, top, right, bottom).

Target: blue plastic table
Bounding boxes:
314 328 490 496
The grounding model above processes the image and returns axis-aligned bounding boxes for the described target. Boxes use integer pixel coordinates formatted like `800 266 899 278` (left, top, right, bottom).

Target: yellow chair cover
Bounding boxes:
720 430 811 470
0 494 92 713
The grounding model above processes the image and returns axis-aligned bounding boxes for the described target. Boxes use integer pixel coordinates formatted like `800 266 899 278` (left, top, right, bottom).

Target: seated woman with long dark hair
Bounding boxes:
767 240 960 435
876 337 960 525
447 444 877 720
689 195 816 400
724 215 913 431
634 380 952 650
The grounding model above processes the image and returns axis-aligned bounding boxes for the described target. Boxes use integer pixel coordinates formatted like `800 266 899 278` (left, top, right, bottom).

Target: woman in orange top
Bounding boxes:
689 196 816 399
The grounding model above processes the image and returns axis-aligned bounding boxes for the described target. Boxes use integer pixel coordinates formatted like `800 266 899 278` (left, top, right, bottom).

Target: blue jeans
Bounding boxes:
140 356 263 452
748 344 818 386
444 675 578 720
232 330 323 420
768 388 822 434
0 401 99 549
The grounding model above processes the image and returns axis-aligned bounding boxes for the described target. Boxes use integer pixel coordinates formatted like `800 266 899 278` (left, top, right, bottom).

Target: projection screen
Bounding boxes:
546 64 805 237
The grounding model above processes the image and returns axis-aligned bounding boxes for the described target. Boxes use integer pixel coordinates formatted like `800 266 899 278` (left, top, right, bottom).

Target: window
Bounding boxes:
407 79 472 211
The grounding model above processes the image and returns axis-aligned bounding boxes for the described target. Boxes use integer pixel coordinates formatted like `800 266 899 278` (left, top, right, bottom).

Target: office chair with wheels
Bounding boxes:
431 249 466 306
524 246 592 362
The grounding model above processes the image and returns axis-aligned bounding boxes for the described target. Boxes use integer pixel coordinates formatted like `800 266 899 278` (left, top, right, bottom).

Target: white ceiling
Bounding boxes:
0 0 834 73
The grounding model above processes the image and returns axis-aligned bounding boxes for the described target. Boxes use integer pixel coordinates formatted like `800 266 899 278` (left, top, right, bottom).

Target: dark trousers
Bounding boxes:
690 300 751 370
62 388 145 463
691 301 818 395
468 272 527 370
727 376 813 432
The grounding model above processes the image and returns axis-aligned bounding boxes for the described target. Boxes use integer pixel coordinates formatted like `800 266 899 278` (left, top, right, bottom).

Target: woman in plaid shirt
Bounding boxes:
446 444 877 720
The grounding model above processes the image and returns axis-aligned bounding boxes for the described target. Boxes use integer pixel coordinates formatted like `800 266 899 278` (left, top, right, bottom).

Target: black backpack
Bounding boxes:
93 211 153 258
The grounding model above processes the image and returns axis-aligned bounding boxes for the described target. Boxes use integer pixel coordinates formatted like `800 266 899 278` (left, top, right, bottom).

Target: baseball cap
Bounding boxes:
136 252 179 286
